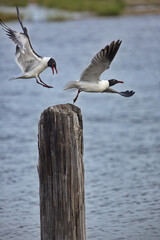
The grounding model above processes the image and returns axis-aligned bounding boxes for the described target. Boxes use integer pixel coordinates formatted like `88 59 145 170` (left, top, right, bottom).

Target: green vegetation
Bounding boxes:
0 0 159 18
0 0 125 16
0 0 27 6
37 0 125 16
0 12 18 21
88 0 125 16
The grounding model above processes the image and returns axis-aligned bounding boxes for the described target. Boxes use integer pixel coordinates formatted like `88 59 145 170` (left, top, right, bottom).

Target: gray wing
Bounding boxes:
80 40 122 83
15 44 41 73
0 19 41 73
16 6 41 59
103 87 135 97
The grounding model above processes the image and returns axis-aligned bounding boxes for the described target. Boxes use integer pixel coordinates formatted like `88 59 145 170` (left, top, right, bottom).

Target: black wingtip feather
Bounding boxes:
108 40 122 62
119 90 135 97
16 6 28 37
0 19 15 38
0 19 8 29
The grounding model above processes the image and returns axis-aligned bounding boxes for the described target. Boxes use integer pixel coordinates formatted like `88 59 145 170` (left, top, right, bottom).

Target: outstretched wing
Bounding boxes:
0 17 41 73
80 40 122 83
16 6 28 37
103 87 135 97
16 6 41 58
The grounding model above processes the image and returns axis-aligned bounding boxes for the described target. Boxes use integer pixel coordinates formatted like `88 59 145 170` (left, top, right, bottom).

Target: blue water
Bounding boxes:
0 14 160 240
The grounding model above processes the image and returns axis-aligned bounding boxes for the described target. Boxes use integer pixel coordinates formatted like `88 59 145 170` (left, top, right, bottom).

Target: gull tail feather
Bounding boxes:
9 75 26 80
64 81 79 91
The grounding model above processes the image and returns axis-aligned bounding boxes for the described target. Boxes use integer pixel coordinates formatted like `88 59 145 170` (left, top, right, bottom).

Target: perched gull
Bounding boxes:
0 6 58 88
64 40 135 103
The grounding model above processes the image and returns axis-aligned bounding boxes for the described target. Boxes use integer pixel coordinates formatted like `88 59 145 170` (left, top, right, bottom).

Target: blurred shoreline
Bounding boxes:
0 2 160 22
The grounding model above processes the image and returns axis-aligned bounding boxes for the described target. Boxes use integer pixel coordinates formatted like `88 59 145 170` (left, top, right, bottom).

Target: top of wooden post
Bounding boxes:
39 103 83 127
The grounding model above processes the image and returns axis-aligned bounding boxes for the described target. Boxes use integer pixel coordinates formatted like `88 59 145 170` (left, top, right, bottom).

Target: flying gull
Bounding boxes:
64 40 135 102
0 6 58 88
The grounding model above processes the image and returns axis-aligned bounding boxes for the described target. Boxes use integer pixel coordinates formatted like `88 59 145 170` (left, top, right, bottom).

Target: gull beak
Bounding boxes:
52 66 58 75
117 81 124 83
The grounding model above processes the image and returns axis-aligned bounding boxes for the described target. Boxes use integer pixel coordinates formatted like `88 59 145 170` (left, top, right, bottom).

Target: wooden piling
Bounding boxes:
38 103 86 240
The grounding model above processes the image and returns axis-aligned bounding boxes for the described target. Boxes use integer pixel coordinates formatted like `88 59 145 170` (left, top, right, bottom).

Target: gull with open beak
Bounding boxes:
0 6 58 88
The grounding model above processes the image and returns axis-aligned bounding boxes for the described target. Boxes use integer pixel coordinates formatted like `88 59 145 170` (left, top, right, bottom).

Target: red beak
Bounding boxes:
52 67 58 75
117 81 124 83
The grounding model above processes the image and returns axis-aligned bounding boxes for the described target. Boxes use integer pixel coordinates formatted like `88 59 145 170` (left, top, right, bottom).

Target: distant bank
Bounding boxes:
0 0 160 21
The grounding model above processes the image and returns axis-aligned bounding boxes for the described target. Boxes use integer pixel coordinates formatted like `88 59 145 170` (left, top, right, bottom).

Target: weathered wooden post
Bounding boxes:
38 103 86 240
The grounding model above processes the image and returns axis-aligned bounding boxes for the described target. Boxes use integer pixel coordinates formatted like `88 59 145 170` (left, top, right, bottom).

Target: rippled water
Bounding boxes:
0 14 160 240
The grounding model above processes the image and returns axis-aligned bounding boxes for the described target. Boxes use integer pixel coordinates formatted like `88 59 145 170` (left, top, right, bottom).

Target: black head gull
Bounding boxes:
64 40 135 103
0 6 58 88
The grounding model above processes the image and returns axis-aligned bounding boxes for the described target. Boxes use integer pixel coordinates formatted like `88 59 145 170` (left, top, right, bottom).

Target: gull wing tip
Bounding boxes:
119 90 135 97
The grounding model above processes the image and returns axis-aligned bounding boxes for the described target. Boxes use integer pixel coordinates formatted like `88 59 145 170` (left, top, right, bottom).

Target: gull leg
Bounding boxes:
39 76 53 88
36 78 47 87
36 76 53 88
73 89 82 103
